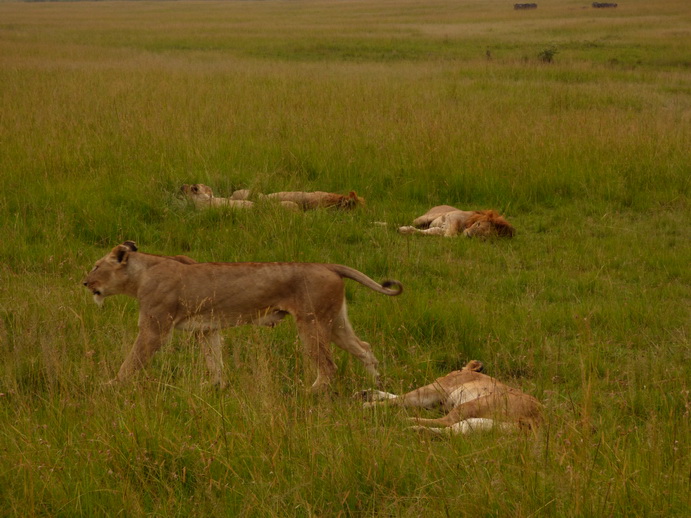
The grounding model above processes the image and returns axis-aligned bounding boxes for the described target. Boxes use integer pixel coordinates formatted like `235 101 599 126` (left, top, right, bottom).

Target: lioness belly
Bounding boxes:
176 316 224 332
446 384 493 408
175 308 288 331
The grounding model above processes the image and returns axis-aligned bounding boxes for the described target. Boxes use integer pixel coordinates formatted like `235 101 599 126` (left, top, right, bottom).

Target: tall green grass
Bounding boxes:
0 0 689 516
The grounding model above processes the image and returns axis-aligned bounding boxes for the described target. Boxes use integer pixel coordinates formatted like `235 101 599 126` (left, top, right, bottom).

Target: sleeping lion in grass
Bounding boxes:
361 360 541 435
181 184 364 211
398 205 515 238
83 241 403 392
180 183 256 209
265 190 365 210
222 187 367 210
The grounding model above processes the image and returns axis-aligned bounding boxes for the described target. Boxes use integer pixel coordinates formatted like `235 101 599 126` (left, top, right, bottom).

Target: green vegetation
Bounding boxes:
0 0 689 515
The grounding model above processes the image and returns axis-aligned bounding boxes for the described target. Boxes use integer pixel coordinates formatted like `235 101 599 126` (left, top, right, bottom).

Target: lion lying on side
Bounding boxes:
180 184 256 209
83 241 402 392
181 184 364 211
398 205 515 238
361 360 541 435
265 190 365 210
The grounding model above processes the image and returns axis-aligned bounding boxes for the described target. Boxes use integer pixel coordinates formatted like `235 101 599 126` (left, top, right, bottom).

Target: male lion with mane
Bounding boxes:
398 205 515 238
361 360 541 435
83 241 402 391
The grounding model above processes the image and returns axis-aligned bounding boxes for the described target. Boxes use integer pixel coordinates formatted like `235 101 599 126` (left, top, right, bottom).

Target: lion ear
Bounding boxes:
122 241 138 252
113 245 131 264
465 360 484 373
349 191 364 205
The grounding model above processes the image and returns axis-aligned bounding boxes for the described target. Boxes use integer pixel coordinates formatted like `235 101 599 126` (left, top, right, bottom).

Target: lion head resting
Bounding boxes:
462 210 515 238
180 183 213 203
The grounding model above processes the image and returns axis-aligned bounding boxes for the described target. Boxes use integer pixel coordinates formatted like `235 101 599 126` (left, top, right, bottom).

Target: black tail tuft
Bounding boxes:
382 280 403 295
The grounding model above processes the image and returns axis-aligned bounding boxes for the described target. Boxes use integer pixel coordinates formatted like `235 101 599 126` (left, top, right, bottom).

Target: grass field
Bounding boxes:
0 0 689 516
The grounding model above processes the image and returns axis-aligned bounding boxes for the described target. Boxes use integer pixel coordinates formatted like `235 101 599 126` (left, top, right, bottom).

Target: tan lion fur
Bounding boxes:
231 188 364 210
399 205 515 238
266 190 365 210
361 360 541 435
83 241 402 391
180 184 255 209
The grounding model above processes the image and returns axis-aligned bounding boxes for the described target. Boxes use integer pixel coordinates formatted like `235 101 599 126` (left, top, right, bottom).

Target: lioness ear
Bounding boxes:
113 245 131 264
122 241 138 252
465 360 484 372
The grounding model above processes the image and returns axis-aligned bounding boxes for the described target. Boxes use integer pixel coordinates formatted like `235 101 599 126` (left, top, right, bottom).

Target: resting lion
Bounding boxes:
266 190 365 210
398 205 515 238
361 360 541 435
180 184 255 209
83 241 403 391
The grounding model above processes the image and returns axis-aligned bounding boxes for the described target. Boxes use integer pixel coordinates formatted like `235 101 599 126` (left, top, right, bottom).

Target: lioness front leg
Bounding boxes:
398 226 446 236
114 314 172 383
198 331 226 389
363 381 448 409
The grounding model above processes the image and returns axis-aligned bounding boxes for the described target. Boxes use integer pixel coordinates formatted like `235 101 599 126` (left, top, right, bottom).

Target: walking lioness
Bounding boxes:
361 360 541 435
83 241 402 391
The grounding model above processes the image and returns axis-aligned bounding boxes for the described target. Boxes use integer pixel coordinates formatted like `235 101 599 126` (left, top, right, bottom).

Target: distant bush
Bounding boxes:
538 45 559 63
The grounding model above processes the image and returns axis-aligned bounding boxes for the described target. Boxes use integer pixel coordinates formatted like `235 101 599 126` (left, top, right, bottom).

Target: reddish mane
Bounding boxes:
465 210 516 237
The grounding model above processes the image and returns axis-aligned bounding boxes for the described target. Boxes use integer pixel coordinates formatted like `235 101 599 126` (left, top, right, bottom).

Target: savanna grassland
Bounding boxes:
0 0 689 515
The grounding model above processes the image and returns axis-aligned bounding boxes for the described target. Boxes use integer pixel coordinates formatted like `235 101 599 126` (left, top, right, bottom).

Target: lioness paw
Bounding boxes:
398 226 418 235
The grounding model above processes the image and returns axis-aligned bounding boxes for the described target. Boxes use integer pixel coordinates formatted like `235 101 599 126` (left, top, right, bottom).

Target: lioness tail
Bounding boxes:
328 265 403 296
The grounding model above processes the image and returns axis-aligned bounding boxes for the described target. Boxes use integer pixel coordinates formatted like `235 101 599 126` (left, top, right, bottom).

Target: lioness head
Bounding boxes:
180 183 214 203
82 241 138 306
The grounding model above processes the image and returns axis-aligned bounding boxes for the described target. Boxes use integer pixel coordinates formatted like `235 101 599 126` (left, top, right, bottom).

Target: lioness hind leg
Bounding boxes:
411 394 496 428
409 419 510 436
199 331 226 388
450 418 510 434
408 425 451 436
296 319 337 392
331 304 380 382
